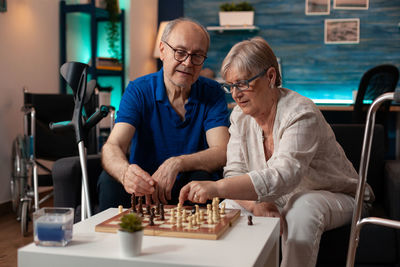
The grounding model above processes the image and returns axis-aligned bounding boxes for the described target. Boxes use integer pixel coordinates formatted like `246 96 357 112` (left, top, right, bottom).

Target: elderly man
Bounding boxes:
98 18 230 210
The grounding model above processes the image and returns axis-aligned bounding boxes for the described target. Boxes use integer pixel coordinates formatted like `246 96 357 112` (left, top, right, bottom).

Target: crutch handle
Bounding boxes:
84 105 109 130
49 121 74 132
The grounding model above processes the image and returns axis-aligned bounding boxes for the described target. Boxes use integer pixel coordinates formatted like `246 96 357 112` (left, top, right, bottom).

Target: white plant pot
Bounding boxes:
219 11 254 26
118 230 143 257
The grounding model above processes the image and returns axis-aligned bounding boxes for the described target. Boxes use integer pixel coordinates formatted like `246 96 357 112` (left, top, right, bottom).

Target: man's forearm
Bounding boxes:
177 146 226 173
101 143 130 184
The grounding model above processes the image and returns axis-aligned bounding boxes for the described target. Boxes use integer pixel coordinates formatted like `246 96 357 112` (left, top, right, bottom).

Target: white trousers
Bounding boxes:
223 190 356 267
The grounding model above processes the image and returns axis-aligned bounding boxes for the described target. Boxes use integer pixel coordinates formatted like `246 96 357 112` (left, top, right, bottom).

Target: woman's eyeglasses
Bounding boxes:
220 69 267 94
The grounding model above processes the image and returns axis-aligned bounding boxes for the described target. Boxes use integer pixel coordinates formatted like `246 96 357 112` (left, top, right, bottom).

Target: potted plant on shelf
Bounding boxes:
104 0 121 62
219 1 255 27
118 212 144 257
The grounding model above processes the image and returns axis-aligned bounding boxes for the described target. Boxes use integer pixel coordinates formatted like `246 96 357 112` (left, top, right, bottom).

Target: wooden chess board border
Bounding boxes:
95 205 241 240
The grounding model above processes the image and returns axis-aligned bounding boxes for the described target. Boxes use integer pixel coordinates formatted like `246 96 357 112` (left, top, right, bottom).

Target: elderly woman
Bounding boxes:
179 37 374 267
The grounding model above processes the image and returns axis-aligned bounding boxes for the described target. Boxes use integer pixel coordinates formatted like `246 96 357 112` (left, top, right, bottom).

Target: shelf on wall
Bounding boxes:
206 25 259 33
59 1 125 95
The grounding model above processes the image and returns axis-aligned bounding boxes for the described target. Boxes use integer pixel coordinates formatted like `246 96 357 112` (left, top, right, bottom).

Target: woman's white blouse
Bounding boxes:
223 88 373 207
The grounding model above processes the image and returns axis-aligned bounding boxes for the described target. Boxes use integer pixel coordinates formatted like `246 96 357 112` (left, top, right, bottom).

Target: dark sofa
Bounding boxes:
52 124 400 266
317 124 400 267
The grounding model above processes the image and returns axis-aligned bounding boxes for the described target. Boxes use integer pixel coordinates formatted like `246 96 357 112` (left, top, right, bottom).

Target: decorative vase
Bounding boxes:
118 229 143 257
218 11 254 26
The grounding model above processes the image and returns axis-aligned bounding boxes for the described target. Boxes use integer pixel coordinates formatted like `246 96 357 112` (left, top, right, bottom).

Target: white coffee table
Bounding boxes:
18 208 279 267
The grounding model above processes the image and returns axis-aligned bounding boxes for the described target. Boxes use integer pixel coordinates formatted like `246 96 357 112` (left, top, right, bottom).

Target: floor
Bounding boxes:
0 194 53 267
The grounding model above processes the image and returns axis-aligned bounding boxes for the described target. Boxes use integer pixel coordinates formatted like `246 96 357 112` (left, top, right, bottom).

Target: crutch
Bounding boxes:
346 90 400 267
50 62 109 221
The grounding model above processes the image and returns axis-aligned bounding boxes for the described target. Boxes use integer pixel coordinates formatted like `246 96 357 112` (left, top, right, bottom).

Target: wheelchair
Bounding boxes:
11 63 108 235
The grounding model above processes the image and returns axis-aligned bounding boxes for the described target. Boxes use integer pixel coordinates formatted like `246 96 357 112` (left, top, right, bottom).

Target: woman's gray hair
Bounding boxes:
221 37 282 87
161 18 210 52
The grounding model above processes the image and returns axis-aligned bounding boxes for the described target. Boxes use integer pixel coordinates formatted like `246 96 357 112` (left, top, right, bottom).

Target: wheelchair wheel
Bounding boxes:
21 200 30 236
11 135 29 213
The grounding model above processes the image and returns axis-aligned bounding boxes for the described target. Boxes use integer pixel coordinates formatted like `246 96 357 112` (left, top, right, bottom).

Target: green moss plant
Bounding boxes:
119 213 144 233
219 2 254 11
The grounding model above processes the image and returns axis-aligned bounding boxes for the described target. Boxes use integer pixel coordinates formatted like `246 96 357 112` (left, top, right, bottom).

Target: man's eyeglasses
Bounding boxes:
163 41 207 66
220 69 267 94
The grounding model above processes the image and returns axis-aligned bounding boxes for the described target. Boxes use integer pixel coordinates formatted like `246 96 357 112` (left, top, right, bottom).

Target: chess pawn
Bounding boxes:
169 209 176 223
213 210 219 223
199 210 204 221
182 209 187 222
207 204 211 215
220 202 226 215
207 213 213 224
195 204 199 214
196 213 200 225
176 217 182 228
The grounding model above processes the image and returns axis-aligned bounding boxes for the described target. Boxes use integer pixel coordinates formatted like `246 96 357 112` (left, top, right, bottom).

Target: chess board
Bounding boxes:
95 205 241 240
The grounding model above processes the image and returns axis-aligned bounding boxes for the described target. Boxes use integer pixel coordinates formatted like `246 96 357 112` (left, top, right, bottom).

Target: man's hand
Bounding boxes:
122 164 155 196
151 157 182 204
253 202 286 235
179 180 218 204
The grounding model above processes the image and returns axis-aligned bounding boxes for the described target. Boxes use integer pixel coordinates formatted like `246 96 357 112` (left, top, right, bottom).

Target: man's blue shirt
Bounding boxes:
116 68 229 176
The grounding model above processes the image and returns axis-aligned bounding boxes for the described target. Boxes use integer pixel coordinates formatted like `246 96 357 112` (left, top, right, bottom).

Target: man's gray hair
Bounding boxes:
221 37 282 87
161 17 210 52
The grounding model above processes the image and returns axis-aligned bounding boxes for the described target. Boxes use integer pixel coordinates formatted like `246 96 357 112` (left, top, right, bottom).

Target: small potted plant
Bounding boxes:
118 213 144 257
219 1 255 27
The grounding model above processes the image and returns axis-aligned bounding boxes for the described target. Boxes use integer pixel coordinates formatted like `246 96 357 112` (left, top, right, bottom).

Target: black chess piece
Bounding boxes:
146 204 151 215
138 197 144 216
149 214 155 226
160 204 165 220
247 215 253 226
156 203 160 215
131 193 137 213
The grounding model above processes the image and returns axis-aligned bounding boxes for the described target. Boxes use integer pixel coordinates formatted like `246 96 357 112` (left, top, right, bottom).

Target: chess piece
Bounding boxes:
207 213 213 224
169 209 176 223
118 205 123 214
146 204 151 215
138 196 143 215
151 207 155 217
131 193 137 213
182 209 187 222
156 203 160 215
160 204 165 220
220 202 225 215
199 210 204 221
177 217 182 228
248 215 253 226
149 214 155 226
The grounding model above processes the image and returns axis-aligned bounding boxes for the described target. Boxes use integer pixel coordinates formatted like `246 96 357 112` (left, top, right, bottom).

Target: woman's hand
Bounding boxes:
253 202 286 235
179 180 219 204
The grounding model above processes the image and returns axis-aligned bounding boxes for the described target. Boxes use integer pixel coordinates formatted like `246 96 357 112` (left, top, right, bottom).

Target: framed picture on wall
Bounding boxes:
324 18 360 44
334 0 368 10
305 0 330 15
